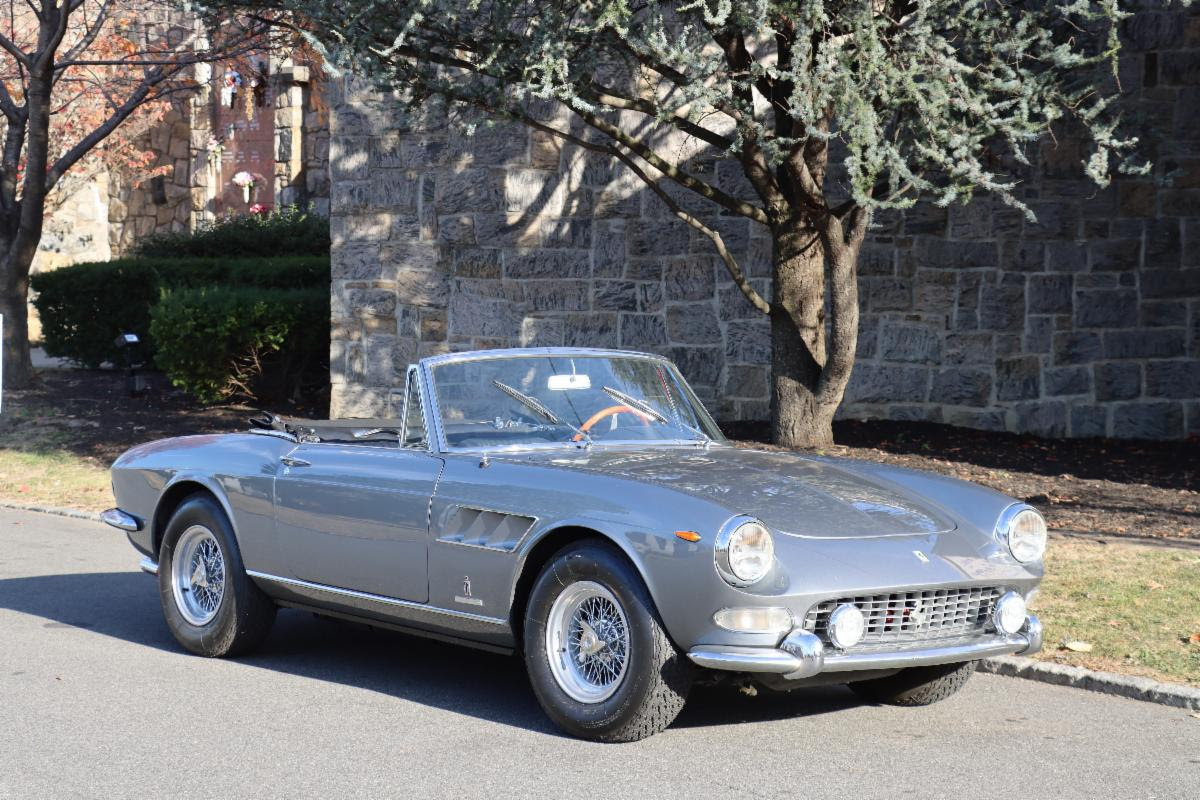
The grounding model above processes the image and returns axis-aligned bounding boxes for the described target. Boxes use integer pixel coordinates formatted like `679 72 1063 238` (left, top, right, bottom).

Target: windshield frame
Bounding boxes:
420 348 727 454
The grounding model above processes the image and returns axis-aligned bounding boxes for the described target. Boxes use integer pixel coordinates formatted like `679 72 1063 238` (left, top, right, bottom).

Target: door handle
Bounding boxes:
280 456 311 468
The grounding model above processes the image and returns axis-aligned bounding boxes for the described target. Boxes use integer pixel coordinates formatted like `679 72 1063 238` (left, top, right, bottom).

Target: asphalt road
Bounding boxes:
1 507 1197 800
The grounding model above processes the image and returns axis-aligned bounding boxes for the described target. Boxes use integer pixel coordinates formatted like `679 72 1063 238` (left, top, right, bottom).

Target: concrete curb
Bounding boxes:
981 655 1200 711
0 501 102 523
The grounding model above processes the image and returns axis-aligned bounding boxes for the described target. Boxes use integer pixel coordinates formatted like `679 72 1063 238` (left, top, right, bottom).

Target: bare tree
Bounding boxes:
0 0 267 388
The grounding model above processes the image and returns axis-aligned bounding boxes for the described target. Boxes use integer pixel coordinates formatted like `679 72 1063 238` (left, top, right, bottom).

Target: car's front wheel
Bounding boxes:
523 541 692 742
158 494 276 657
848 660 977 706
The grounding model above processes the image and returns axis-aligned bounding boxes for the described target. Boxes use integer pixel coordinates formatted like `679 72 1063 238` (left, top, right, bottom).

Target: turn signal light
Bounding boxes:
675 530 701 542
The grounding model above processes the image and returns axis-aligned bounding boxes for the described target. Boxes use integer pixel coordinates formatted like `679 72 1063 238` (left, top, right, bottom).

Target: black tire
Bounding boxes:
849 660 977 706
158 494 276 657
523 541 692 742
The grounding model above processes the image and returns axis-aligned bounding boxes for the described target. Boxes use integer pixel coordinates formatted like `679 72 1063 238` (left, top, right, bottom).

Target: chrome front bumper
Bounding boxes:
688 615 1043 681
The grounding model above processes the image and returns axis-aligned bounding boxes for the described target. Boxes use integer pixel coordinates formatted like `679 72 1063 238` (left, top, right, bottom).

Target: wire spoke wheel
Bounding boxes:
170 524 227 626
546 580 631 704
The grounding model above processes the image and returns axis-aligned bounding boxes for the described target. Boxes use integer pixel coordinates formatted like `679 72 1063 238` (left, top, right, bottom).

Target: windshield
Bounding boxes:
430 355 725 449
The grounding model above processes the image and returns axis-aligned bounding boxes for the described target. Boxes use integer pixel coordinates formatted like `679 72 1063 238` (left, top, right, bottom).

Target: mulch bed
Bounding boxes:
4 369 1195 541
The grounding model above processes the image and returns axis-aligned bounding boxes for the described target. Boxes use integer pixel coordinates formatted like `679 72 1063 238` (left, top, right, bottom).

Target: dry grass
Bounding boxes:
1031 537 1200 686
0 448 112 511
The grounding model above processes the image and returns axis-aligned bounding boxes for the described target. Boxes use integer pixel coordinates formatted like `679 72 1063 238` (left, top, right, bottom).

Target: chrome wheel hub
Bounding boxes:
545 581 630 704
171 525 226 626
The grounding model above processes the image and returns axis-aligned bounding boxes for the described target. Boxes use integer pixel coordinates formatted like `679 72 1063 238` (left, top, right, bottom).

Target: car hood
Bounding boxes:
507 446 959 538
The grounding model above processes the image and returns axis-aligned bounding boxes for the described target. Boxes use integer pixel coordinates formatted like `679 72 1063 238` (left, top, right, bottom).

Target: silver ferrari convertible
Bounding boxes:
105 347 1045 741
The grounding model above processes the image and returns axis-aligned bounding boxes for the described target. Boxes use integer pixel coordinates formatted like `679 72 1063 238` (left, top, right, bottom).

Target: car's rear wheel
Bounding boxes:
523 541 692 742
158 494 275 657
848 660 977 706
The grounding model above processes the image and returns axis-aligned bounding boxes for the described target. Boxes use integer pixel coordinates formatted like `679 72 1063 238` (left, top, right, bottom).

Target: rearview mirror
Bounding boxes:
547 373 591 390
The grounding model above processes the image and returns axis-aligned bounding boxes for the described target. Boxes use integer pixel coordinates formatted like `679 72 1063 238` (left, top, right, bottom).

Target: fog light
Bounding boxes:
713 607 793 635
994 591 1027 635
828 603 865 649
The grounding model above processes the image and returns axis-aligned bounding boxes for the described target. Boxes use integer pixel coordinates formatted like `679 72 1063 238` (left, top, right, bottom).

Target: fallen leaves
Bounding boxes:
1188 632 1200 646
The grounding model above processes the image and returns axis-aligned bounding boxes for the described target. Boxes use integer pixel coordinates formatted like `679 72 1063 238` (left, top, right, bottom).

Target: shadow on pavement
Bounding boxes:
0 570 861 736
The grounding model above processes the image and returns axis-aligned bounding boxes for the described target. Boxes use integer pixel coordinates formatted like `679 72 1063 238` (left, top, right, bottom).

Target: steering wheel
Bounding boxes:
572 405 653 441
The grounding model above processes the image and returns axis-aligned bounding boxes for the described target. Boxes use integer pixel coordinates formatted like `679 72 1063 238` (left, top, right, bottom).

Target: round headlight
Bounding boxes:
715 516 774 586
994 591 1027 635
1001 506 1047 563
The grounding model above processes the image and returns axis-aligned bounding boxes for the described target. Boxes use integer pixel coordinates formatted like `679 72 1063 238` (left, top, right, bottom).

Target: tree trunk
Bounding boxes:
0 238 37 390
769 216 863 449
0 255 36 388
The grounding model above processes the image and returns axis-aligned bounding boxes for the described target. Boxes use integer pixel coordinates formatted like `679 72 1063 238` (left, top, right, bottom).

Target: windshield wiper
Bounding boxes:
491 379 591 444
601 385 712 444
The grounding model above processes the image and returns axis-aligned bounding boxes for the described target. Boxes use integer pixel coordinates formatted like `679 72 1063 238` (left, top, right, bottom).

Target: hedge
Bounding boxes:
134 206 330 258
150 287 330 404
31 256 330 368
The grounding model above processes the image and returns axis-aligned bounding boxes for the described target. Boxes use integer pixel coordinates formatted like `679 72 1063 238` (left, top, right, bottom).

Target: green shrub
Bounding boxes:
31 256 330 367
150 287 330 404
134 206 330 258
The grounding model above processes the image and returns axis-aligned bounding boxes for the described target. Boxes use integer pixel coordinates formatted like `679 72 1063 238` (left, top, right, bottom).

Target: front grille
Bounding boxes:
802 586 1002 650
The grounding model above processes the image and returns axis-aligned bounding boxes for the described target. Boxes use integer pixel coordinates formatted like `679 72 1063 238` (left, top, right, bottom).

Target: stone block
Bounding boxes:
1070 405 1108 438
879 323 942 364
718 285 766 320
1141 301 1187 327
332 243 382 280
1003 241 1046 272
944 332 993 365
1122 12 1185 50
864 277 911 311
436 169 503 214
1025 316 1053 354
664 257 716 302
347 288 397 318
525 281 590 312
944 409 1008 432
1044 366 1090 396
723 320 771 363
932 368 992 407
505 169 565 215
1111 402 1184 439
505 249 591 279
1024 202 1079 239
1160 50 1200 85
846 364 929 404
1089 239 1140 271
996 357 1041 401
393 267 449 307
1094 362 1143 401
1104 329 1185 359
519 316 564 347
1146 218 1181 267
470 123 529 166
619 314 667 348
453 249 502 279
667 346 723 386
371 172 419 210
666 304 720 344
1075 289 1138 329
978 285 1025 331
914 239 997 269
638 283 664 313
858 244 896 275
593 220 626 277
627 220 689 257
538 218 592 249
725 365 768 399
1016 401 1067 438
1145 361 1200 399
1053 331 1103 365
1027 275 1073 314
1142 269 1200 298
914 270 957 311
594 280 638 311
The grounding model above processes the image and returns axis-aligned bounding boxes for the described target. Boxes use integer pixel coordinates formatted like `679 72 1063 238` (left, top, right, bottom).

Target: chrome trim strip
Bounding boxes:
139 558 158 576
248 428 299 443
687 631 1031 676
244 570 508 626
687 646 804 674
421 347 664 368
101 508 142 532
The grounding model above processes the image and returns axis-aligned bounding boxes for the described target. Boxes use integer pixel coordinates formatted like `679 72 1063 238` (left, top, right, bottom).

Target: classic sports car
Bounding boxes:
105 347 1045 741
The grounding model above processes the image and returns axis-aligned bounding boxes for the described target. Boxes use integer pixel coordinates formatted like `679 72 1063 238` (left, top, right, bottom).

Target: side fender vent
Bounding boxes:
437 506 536 552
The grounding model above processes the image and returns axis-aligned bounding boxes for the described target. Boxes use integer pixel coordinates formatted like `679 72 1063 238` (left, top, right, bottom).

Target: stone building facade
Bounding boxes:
328 9 1200 440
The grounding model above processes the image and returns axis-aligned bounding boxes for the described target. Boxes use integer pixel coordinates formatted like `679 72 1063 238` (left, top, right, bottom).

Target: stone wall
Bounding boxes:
328 10 1200 439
